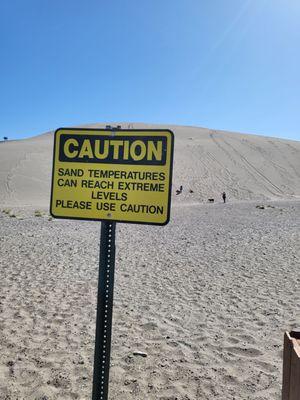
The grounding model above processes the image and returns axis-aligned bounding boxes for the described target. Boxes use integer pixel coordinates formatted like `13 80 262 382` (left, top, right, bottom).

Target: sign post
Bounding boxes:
50 127 174 399
92 221 116 400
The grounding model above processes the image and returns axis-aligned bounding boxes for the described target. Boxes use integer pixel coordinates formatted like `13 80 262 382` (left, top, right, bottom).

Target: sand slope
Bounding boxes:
0 124 300 399
0 123 299 207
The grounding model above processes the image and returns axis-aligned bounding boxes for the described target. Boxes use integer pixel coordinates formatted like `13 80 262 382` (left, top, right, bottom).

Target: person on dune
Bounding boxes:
222 192 226 203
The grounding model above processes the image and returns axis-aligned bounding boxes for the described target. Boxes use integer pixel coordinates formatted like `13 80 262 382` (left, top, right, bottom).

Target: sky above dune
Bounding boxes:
0 0 299 141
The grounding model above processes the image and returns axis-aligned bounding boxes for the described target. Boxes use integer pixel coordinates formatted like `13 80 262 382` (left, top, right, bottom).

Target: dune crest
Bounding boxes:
0 123 299 207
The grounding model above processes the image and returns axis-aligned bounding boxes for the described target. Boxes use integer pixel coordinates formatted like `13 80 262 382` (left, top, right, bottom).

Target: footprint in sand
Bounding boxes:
224 346 263 357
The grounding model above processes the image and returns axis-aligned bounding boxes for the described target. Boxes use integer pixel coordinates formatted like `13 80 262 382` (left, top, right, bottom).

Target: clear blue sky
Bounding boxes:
0 0 299 140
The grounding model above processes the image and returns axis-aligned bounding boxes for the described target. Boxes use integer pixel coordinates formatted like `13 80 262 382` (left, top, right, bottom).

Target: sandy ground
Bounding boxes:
0 124 299 399
0 200 299 399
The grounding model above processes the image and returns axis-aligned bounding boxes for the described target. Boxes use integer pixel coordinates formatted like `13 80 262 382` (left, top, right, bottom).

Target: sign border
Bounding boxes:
50 127 174 226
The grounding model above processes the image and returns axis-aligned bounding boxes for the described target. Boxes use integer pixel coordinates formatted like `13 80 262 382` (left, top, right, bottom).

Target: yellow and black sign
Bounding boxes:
50 128 174 225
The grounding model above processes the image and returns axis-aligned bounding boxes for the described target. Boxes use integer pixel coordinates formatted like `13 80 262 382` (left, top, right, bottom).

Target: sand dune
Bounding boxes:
0 123 299 207
0 123 300 399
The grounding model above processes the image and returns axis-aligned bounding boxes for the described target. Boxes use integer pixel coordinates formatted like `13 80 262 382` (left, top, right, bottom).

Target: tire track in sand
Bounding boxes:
4 152 29 203
221 136 285 196
210 131 284 197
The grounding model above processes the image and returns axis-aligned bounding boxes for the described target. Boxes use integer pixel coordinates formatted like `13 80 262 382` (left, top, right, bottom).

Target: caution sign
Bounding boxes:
50 128 174 225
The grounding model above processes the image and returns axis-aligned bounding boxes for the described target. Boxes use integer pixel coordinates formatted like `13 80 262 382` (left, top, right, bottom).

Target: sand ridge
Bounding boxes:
0 123 299 207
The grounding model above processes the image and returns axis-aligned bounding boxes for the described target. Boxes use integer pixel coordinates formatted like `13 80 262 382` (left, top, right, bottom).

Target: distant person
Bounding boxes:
222 192 226 203
176 185 183 195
